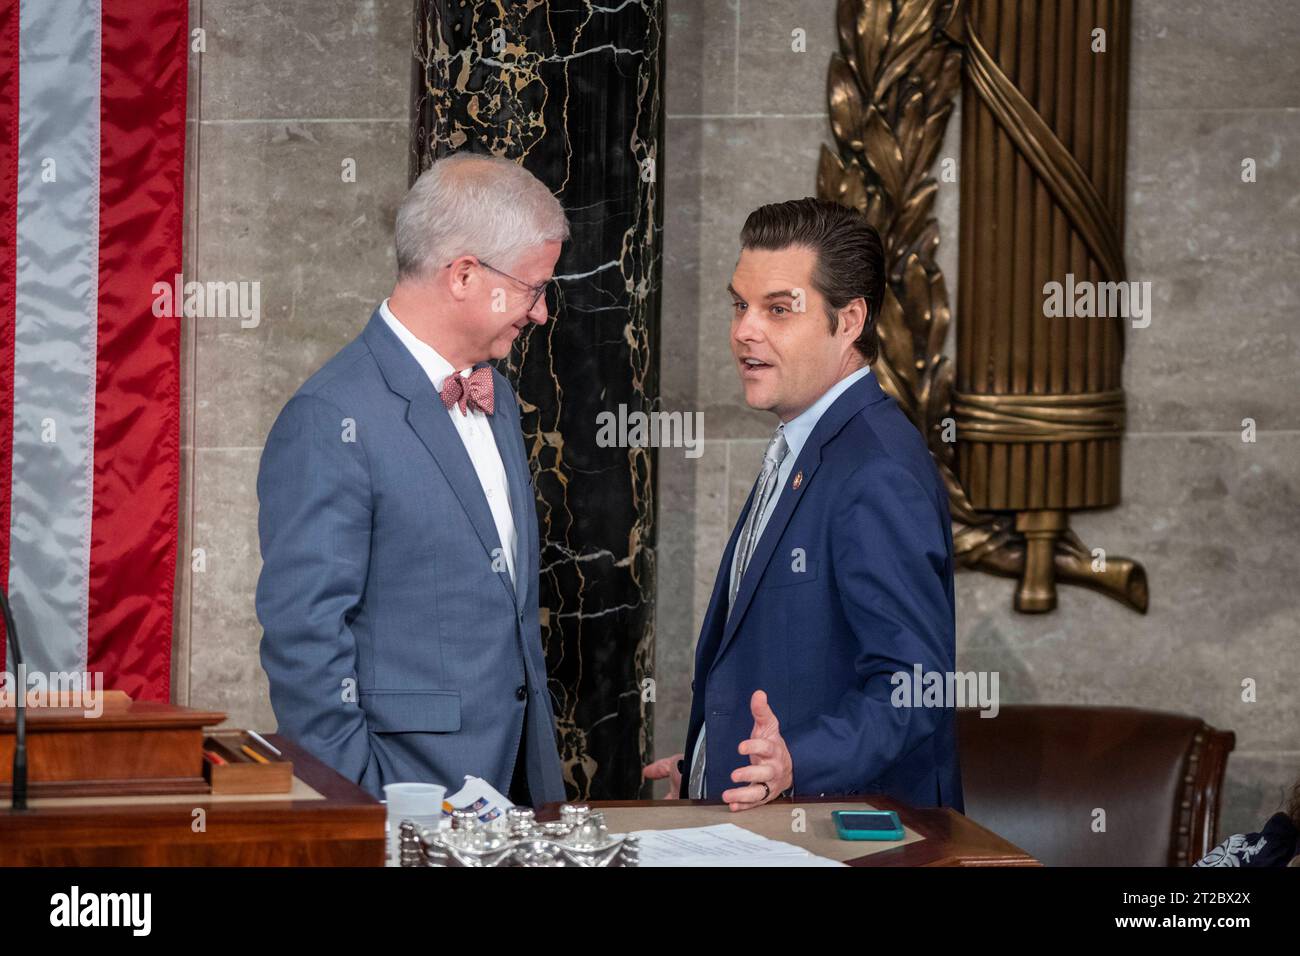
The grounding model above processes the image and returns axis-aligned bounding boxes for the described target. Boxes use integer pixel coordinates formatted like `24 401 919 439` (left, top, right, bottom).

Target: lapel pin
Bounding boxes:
792 470 803 490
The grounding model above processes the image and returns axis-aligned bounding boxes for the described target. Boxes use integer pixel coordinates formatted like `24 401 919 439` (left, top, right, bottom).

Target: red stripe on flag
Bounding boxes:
89 0 189 700
0 0 17 666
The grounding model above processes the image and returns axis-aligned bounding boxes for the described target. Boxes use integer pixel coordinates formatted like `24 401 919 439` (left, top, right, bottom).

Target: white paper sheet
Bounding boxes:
626 823 846 867
442 775 513 825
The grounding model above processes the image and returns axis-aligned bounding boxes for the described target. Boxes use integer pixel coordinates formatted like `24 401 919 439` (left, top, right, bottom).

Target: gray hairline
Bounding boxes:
394 153 570 281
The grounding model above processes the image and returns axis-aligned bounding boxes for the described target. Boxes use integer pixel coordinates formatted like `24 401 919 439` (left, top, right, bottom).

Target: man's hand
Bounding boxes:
642 752 685 799
722 690 793 811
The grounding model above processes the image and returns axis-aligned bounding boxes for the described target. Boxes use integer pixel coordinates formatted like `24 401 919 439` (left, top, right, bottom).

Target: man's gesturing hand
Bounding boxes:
642 752 684 799
721 689 793 811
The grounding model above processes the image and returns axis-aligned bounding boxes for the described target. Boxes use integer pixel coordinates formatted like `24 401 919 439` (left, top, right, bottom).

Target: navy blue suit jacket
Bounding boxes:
680 369 963 810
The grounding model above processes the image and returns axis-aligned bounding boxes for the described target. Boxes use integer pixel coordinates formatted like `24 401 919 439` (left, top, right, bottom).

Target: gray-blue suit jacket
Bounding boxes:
255 307 566 804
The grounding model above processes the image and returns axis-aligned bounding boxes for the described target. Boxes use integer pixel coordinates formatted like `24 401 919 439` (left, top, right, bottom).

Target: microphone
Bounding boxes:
1 592 27 811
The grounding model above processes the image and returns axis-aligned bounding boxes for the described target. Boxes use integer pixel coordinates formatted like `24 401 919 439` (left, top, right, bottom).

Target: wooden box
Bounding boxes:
203 731 294 794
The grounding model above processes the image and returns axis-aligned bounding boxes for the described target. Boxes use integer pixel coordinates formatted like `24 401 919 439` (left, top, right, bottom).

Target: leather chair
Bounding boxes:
958 705 1235 866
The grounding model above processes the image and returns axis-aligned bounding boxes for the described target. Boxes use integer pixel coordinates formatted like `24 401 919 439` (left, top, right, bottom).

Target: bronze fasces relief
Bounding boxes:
818 0 1147 613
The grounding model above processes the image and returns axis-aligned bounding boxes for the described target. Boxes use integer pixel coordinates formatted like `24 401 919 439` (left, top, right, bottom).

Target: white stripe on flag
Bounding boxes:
7 0 102 676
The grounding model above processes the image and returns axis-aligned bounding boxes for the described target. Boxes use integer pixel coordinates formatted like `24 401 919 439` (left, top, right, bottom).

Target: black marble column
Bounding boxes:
410 0 662 799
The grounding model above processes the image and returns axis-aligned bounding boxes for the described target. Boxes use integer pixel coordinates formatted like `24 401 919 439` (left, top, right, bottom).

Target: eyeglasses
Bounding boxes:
446 257 556 313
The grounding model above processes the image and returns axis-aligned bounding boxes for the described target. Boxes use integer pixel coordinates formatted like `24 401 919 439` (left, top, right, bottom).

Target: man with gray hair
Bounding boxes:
256 152 569 805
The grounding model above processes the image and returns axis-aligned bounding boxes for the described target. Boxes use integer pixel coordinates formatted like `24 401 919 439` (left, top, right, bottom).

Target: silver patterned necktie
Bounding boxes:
688 425 789 799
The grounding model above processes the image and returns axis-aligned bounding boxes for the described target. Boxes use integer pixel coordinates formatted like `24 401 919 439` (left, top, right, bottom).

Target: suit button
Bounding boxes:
515 685 527 701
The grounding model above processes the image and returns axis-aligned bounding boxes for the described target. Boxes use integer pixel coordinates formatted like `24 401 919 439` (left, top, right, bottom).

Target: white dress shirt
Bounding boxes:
379 298 517 588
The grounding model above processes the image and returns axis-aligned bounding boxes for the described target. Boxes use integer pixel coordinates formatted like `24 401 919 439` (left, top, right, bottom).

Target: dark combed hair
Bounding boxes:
739 197 886 364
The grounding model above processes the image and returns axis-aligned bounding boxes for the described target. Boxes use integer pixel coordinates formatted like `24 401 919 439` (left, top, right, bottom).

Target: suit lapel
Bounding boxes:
709 369 890 670
485 369 531 611
710 448 824 669
364 312 517 607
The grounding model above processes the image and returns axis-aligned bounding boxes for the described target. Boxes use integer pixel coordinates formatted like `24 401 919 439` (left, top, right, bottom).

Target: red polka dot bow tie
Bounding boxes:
439 365 495 417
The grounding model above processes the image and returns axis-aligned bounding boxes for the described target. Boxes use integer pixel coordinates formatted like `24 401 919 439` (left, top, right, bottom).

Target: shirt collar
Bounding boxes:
779 365 873 462
378 297 463 391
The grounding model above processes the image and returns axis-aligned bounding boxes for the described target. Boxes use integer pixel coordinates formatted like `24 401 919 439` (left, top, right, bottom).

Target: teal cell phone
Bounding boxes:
832 809 904 841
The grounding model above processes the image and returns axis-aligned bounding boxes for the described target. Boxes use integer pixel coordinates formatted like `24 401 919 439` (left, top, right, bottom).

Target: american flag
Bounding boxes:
0 0 188 700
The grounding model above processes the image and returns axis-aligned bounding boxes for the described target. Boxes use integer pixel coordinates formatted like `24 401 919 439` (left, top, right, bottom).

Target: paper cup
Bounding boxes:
383 782 447 866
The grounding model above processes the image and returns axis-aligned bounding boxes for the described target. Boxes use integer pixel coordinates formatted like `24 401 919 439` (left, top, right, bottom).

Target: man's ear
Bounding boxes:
445 255 476 302
837 297 868 346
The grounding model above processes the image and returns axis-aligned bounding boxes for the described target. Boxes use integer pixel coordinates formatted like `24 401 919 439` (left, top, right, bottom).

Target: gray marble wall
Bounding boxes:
179 0 1298 836
655 0 1300 839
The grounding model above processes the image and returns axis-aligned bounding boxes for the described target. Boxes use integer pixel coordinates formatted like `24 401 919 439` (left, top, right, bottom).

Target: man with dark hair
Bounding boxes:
644 197 963 811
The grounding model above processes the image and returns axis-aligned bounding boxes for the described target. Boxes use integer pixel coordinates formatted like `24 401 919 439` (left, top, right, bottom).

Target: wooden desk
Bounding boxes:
539 795 1039 866
0 735 384 866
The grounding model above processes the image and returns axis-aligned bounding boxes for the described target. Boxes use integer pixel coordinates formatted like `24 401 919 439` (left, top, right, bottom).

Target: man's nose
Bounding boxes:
528 296 549 325
733 308 761 342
